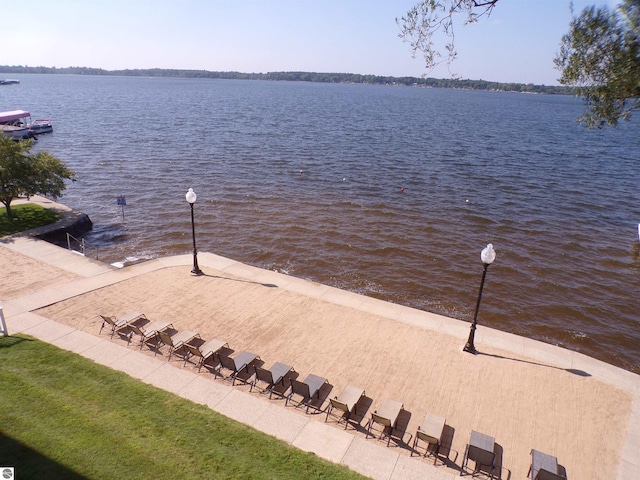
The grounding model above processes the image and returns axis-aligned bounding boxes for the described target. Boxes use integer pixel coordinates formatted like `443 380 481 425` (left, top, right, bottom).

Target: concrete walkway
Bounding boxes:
1 200 639 479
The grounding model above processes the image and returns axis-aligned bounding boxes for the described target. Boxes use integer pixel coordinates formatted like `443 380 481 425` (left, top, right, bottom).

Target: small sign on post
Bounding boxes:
117 195 126 221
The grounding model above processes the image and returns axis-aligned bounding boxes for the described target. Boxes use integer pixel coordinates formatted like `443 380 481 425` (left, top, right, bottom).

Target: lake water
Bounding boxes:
2 74 639 373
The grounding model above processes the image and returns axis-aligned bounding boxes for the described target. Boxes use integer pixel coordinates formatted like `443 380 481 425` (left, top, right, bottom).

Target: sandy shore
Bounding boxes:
1 231 636 479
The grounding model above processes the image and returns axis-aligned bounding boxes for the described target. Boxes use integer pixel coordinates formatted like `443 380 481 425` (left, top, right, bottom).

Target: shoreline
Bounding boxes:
11 194 93 241
0 69 571 94
1 198 639 479
19 195 640 374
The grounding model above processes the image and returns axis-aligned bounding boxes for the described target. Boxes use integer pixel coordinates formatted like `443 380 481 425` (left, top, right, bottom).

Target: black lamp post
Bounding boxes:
186 188 203 276
463 243 496 354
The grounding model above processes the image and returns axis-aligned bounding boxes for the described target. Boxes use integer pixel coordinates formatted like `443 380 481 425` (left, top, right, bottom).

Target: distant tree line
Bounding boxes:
0 65 572 95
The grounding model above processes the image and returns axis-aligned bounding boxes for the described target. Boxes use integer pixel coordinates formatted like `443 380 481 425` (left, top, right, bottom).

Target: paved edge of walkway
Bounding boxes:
1 203 639 479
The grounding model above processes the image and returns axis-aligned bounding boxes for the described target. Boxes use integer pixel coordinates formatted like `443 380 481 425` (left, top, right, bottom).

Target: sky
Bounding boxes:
0 0 621 86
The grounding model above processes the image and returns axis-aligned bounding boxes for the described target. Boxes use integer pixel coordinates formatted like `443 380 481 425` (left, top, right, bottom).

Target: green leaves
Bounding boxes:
399 0 638 130
0 135 74 218
555 0 640 127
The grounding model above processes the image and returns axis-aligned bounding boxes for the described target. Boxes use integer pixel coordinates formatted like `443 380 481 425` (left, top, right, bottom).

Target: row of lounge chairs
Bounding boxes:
99 311 566 479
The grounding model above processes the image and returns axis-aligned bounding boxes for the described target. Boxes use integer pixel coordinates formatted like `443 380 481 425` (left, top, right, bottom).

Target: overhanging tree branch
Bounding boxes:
555 0 640 127
396 0 499 73
398 0 639 129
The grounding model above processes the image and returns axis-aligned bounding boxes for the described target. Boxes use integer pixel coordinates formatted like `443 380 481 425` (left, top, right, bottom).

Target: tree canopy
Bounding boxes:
0 135 74 219
398 0 640 128
555 0 640 127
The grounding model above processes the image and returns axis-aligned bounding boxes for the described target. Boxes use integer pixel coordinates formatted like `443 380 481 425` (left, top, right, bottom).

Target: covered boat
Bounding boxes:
0 110 53 138
0 110 33 139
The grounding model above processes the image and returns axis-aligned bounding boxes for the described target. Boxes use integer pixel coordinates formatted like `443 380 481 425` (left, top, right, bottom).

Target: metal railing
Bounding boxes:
66 232 86 256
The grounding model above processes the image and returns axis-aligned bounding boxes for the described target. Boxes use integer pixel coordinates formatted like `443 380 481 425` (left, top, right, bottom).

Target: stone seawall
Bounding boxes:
12 195 93 242
36 211 93 243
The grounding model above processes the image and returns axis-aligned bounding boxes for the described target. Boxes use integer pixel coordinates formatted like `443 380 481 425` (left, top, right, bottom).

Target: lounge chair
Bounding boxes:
286 373 328 413
412 412 446 463
98 311 146 338
366 398 404 445
325 384 365 428
216 350 261 385
156 330 200 359
461 430 497 478
250 362 296 399
127 320 173 349
183 338 229 371
529 449 566 480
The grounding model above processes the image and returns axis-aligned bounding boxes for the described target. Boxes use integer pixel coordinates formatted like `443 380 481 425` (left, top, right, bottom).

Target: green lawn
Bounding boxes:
0 203 61 236
0 335 367 480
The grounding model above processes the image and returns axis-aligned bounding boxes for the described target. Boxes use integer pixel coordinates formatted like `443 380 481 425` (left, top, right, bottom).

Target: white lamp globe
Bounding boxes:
481 243 496 265
186 188 197 204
